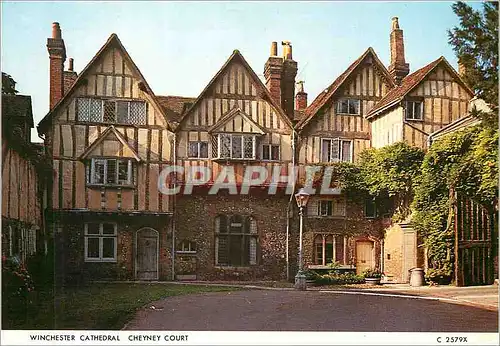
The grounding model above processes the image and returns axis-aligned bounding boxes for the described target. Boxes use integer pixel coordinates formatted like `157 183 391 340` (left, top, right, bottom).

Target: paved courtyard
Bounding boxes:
124 289 498 331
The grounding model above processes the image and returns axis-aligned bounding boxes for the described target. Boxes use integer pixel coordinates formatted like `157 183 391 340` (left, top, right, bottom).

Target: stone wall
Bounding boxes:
53 214 172 284
174 191 293 281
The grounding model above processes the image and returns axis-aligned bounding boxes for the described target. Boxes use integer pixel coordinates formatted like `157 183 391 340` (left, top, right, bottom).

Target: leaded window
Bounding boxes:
214 134 256 160
76 97 146 125
215 215 258 266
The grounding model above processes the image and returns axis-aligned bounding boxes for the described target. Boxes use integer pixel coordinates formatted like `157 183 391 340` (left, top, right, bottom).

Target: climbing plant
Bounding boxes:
412 121 498 277
356 142 425 221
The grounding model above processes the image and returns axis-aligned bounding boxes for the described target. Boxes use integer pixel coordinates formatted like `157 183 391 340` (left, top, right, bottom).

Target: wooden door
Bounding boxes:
136 228 159 280
356 241 374 274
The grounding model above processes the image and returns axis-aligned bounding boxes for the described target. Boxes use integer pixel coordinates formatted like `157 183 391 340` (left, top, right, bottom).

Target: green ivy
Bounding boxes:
412 121 498 276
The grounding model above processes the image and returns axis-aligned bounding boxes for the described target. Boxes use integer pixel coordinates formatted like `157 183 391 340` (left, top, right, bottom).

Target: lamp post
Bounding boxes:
294 188 310 290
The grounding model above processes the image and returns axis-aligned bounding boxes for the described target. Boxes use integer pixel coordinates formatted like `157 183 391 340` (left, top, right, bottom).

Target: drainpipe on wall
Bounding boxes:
171 134 177 281
285 130 297 281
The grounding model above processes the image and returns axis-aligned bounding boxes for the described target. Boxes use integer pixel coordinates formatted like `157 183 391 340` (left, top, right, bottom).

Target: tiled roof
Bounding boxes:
296 47 394 130
38 33 171 132
366 57 443 118
156 95 196 125
293 109 305 122
2 94 33 126
177 50 294 131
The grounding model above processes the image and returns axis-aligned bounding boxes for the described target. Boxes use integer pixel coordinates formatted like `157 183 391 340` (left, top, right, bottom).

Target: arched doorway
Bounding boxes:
135 228 159 280
355 240 375 275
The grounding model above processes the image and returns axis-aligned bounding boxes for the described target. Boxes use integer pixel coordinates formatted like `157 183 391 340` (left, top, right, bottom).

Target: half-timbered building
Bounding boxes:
2 94 47 263
37 24 174 282
37 17 478 283
294 47 395 274
172 47 297 280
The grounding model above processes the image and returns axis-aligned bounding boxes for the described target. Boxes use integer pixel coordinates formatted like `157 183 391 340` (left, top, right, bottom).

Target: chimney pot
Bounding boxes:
282 41 292 60
391 17 400 30
295 81 307 111
271 42 278 56
68 58 74 71
52 22 62 39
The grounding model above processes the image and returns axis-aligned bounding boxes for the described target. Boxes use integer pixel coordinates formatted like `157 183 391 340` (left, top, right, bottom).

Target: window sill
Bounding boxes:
84 259 117 263
214 265 256 270
405 118 424 122
307 215 346 219
86 184 135 190
186 157 209 160
212 158 256 163
336 113 360 116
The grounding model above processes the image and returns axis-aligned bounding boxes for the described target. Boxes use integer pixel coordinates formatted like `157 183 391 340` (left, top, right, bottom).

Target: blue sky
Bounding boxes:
1 1 480 141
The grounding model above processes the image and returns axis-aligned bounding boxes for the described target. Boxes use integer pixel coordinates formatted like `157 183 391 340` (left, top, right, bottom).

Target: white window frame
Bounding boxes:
84 223 118 262
89 158 133 186
77 98 146 125
188 141 209 159
177 240 197 254
336 98 360 115
321 138 353 163
216 134 256 160
405 101 423 121
261 144 280 161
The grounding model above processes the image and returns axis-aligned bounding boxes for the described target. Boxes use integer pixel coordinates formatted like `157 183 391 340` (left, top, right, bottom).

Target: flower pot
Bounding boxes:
364 277 381 285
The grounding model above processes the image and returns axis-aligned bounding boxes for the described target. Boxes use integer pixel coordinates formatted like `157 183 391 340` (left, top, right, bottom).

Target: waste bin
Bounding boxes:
409 268 425 286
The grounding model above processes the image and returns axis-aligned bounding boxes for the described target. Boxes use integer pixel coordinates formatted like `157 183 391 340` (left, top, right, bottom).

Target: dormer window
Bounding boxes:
405 101 423 120
77 98 146 125
87 158 135 187
336 98 360 115
212 134 256 160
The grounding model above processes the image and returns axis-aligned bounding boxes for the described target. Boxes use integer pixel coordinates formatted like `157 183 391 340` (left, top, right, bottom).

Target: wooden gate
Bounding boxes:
454 194 497 286
136 228 159 280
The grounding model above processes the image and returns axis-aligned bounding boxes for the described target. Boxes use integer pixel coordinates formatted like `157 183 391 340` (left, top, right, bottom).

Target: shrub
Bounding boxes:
362 268 382 278
2 256 36 318
313 272 365 286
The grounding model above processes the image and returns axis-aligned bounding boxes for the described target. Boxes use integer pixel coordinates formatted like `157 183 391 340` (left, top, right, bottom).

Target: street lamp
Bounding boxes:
294 188 310 290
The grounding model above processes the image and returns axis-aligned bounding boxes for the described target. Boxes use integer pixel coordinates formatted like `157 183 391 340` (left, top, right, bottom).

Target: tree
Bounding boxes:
2 72 18 95
448 2 498 109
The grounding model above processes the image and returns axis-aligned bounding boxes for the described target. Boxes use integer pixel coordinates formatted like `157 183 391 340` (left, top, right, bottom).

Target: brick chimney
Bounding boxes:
295 81 307 110
264 41 283 106
63 58 78 95
280 41 298 120
47 22 66 109
388 17 409 85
